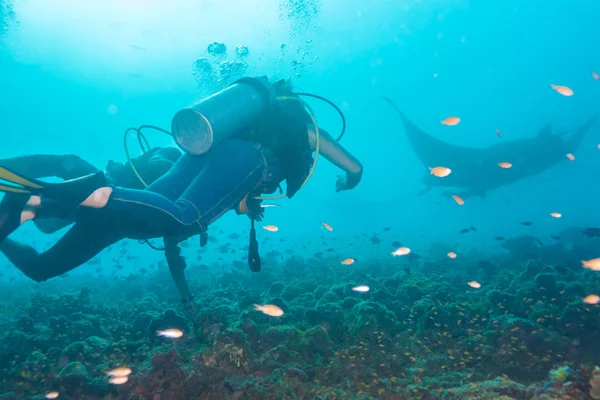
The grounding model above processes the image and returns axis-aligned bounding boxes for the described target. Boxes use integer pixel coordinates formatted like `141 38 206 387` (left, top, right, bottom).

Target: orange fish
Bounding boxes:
341 258 355 265
254 304 284 317
262 225 279 232
429 167 452 177
496 129 502 138
593 72 599 80
452 195 464 206
566 153 575 161
582 258 600 271
107 367 132 377
447 252 457 259
157 329 183 338
322 222 333 231
109 376 129 385
550 84 573 97
583 294 600 305
467 281 481 289
550 212 562 218
497 162 512 169
441 116 460 126
391 247 411 256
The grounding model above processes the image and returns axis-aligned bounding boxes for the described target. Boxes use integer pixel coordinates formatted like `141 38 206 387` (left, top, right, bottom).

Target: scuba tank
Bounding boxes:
171 76 277 155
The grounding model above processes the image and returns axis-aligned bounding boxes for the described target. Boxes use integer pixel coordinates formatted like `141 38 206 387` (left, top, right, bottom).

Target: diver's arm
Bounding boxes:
307 126 363 191
164 237 193 303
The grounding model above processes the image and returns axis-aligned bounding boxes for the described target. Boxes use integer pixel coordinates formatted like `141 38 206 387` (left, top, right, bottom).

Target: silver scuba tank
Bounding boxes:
171 76 276 155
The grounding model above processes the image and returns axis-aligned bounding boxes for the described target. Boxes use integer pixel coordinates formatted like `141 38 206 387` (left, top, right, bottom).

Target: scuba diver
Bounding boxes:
0 76 363 274
0 149 200 308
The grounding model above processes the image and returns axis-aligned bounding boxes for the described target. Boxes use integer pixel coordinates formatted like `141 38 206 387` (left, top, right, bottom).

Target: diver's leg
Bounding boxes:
177 140 276 228
84 139 275 233
77 152 210 208
0 155 100 239
145 153 208 200
0 222 123 282
0 194 30 241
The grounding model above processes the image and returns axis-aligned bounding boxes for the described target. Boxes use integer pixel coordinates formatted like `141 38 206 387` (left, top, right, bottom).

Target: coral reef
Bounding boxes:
1 246 600 399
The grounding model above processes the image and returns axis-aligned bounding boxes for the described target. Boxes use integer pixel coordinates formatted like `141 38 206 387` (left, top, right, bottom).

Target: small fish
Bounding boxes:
370 234 382 244
447 252 457 259
391 247 411 256
550 84 573 97
496 128 502 138
566 153 575 161
383 227 391 232
261 204 280 208
460 228 470 234
521 221 533 226
467 281 481 289
550 212 562 219
391 241 402 248
441 116 460 126
130 44 147 51
322 222 333 231
498 162 512 169
109 376 129 385
341 258 355 265
157 329 184 339
593 72 599 80
452 195 464 205
494 236 505 241
582 258 600 271
313 252 323 258
107 367 132 377
583 294 600 305
262 225 279 232
406 253 421 262
254 304 284 317
45 392 60 399
352 285 370 293
429 167 452 177
228 233 240 240
551 235 561 241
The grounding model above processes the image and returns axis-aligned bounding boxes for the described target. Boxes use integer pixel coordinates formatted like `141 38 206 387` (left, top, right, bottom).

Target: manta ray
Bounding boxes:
382 97 598 198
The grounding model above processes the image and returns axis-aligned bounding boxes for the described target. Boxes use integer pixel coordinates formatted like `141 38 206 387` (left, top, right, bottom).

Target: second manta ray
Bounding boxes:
382 97 598 199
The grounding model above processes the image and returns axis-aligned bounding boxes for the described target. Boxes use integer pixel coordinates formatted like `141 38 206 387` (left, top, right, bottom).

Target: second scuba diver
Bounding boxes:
0 76 363 283
0 149 202 309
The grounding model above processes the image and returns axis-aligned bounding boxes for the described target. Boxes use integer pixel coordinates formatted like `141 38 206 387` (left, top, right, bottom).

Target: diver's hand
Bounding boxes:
335 175 348 192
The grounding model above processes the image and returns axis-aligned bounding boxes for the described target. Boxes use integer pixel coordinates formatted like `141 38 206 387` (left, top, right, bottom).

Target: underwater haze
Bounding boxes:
1 0 600 398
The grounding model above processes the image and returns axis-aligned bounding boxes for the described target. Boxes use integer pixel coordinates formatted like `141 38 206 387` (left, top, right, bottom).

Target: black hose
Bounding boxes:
139 239 165 251
294 92 346 142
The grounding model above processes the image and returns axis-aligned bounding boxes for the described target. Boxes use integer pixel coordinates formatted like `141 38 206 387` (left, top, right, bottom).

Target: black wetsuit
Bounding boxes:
0 149 193 301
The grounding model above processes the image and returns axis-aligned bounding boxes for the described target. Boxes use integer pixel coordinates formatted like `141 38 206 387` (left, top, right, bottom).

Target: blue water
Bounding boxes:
1 0 600 398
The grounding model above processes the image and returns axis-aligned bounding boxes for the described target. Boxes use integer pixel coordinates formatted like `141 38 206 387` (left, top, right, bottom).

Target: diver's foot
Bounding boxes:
81 187 113 208
0 194 29 243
